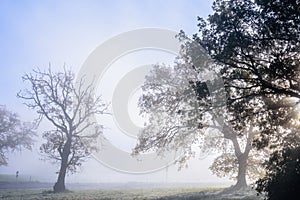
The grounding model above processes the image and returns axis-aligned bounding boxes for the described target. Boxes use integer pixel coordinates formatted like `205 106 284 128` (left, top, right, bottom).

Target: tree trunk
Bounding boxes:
222 153 249 194
231 128 254 191
53 139 71 193
219 123 255 193
233 153 248 190
53 161 67 192
227 134 250 193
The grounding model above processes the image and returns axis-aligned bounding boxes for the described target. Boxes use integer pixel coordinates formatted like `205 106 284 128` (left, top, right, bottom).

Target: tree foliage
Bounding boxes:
256 133 300 200
133 59 215 164
134 58 266 189
194 0 300 194
135 0 300 192
195 0 300 146
18 67 107 192
0 106 35 165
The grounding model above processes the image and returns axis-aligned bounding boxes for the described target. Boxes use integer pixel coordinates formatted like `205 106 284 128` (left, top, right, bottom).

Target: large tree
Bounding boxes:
134 0 300 192
0 106 35 165
133 60 267 190
18 67 107 193
194 0 300 192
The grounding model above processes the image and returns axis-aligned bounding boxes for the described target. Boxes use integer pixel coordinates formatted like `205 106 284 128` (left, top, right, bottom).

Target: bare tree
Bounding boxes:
0 106 35 165
18 67 107 193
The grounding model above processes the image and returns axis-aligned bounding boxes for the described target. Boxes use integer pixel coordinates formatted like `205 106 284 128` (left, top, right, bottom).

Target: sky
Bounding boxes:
0 0 233 184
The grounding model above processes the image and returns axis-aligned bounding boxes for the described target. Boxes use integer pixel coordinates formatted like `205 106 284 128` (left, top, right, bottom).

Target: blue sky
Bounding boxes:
0 0 233 184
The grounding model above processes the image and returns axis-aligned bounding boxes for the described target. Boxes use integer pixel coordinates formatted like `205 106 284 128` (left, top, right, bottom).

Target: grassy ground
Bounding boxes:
0 187 262 200
0 175 262 199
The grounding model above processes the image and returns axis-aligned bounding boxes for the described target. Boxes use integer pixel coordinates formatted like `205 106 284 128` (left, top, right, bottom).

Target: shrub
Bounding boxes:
256 146 300 200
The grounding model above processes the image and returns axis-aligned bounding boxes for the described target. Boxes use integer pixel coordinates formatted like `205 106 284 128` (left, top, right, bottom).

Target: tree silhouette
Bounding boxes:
133 61 267 191
194 0 300 192
195 0 300 147
18 67 107 193
135 0 300 192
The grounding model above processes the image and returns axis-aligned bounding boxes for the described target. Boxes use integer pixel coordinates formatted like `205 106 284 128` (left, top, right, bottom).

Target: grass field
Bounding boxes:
0 174 262 200
0 187 262 200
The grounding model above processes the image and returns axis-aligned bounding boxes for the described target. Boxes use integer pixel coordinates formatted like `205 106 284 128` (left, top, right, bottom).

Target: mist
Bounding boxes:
0 0 232 186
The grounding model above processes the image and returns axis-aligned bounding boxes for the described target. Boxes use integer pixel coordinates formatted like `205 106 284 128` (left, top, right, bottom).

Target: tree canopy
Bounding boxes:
195 0 300 145
256 133 300 200
134 0 300 193
0 106 36 165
